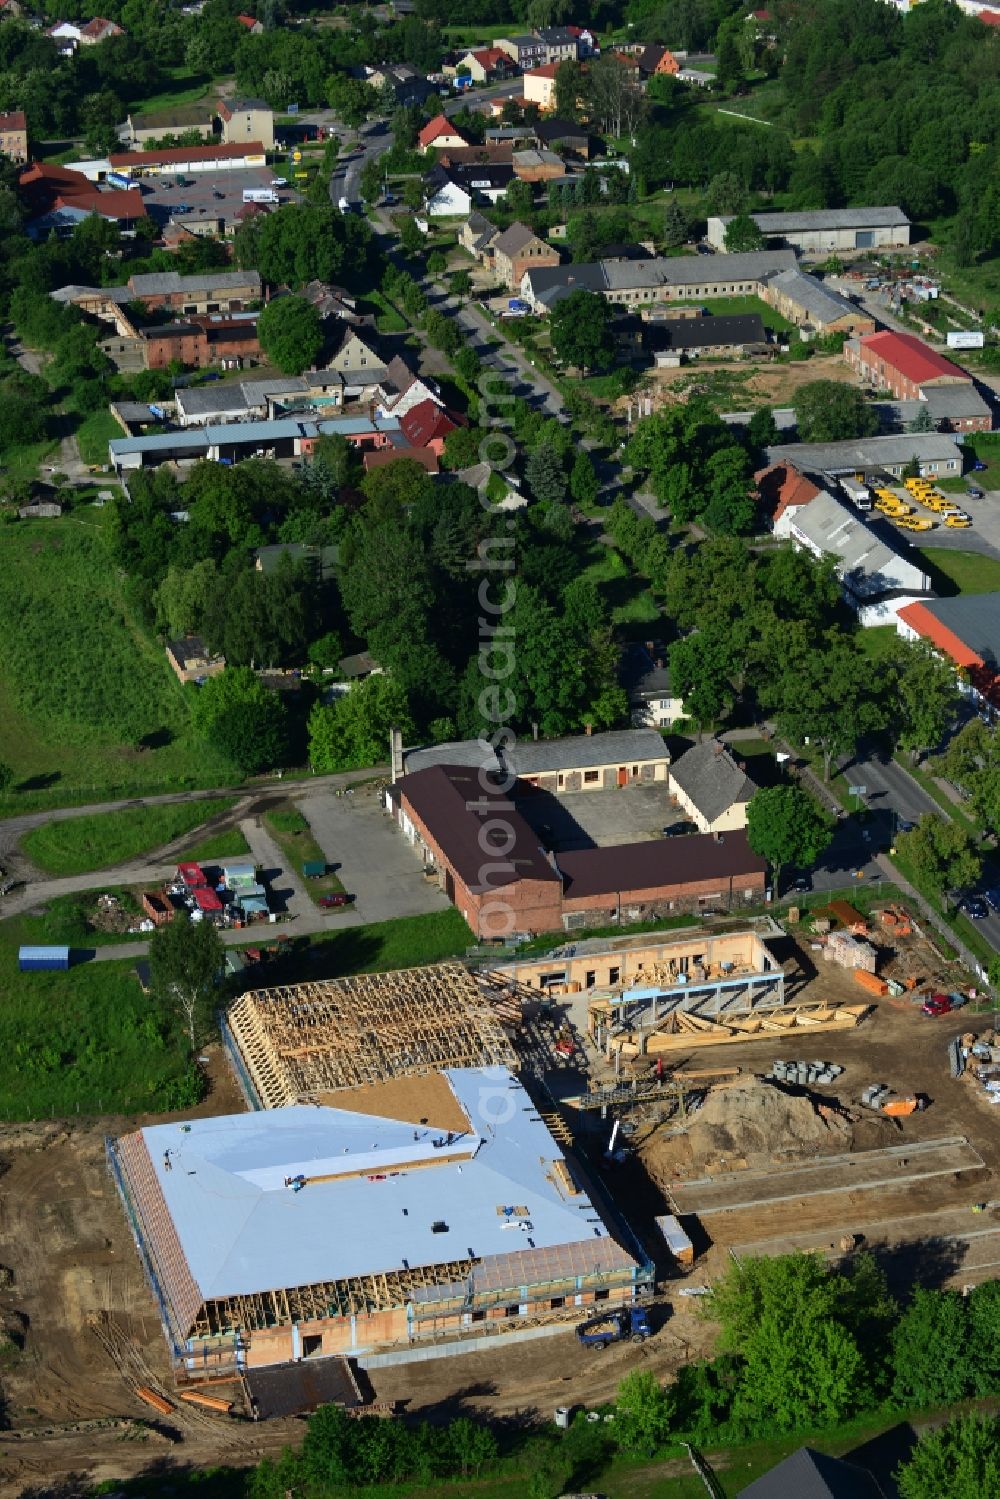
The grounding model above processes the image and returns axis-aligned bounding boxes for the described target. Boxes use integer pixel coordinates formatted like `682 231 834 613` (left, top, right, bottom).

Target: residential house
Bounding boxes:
737 1446 884 1499
326 324 387 398
669 741 758 834
762 268 875 336
534 117 593 157
363 443 439 475
236 12 263 31
367 62 436 105
166 636 225 684
512 147 565 182
217 96 275 150
0 1 27 20
300 280 360 324
896 594 1000 715
497 32 547 69
489 221 561 289
426 162 515 214
417 114 469 152
0 110 27 161
523 62 560 110
766 433 963 480
620 641 685 728
765 463 932 614
48 16 122 49
637 44 683 76
708 205 910 254
426 174 473 217
458 209 498 257
399 398 458 456
457 47 519 82
437 143 514 168
534 26 580 62
567 25 599 55
377 356 443 418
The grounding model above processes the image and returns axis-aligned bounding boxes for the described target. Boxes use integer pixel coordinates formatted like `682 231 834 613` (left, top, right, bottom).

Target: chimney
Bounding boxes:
585 723 593 736
531 721 539 740
389 726 404 783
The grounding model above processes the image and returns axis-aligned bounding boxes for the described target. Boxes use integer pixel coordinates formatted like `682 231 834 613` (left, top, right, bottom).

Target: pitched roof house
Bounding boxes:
399 398 458 455
738 1446 884 1499
489 221 561 289
418 114 469 152
669 741 758 834
896 593 1000 711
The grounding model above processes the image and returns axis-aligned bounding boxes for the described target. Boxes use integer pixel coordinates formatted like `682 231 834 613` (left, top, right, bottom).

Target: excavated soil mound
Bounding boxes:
686 1078 853 1168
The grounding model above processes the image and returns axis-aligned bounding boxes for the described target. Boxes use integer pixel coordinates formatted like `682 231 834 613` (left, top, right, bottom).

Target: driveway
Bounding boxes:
238 814 314 922
299 786 451 924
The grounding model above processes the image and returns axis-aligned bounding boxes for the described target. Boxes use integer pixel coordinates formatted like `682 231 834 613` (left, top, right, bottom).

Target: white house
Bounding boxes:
425 178 473 217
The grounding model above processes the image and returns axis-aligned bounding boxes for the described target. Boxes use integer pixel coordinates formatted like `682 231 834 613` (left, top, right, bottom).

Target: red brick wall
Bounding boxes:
143 331 208 369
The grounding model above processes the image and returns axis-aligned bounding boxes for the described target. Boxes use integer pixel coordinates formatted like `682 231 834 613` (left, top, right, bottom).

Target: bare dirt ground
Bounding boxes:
633 351 858 411
2 922 998 1492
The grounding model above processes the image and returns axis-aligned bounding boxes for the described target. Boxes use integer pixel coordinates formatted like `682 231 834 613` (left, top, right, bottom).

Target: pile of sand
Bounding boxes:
687 1078 852 1168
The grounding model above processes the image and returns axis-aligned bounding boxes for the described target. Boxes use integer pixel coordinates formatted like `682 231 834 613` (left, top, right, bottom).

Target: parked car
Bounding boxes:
896 818 915 834
319 892 351 908
972 459 988 471
985 887 1000 912
662 820 698 837
921 993 956 1016
959 895 988 920
967 485 985 499
790 876 810 893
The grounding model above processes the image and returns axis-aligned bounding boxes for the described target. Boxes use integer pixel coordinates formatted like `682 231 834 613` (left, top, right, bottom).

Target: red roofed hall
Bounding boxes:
896 594 1000 712
418 115 469 152
846 330 972 401
399 398 459 455
755 462 821 524
19 160 144 225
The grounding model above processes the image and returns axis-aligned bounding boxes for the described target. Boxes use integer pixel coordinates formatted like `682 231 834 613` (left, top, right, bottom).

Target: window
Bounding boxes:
549 1296 565 1309
584 770 599 784
632 765 639 776
585 970 596 988
301 1333 322 1358
557 774 564 787
608 965 620 985
594 1288 610 1302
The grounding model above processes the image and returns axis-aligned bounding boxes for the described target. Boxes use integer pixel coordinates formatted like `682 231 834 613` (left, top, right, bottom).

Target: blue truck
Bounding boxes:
576 1305 651 1350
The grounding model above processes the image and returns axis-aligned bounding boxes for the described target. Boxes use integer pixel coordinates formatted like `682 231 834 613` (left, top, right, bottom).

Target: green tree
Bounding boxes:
0 761 13 795
548 288 615 372
897 1416 1000 1499
888 637 959 761
734 1305 864 1433
935 720 1000 834
702 444 757 535
307 673 414 772
189 667 289 774
360 155 383 203
569 450 599 508
256 295 324 375
746 784 835 892
525 442 567 505
909 402 935 433
400 215 425 255
895 815 981 900
504 178 534 217
769 632 886 781
148 910 223 1050
154 559 218 638
662 198 689 248
724 211 765 252
891 1288 972 1406
705 171 747 216
795 380 879 443
554 57 584 118
613 1370 675 1455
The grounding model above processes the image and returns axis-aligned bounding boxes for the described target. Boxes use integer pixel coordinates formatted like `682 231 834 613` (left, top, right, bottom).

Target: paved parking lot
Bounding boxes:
135 167 301 235
299 786 452 924
516 781 676 852
873 482 1000 562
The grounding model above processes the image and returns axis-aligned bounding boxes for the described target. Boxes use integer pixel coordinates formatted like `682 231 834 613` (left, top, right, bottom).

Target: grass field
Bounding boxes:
21 797 238 875
264 805 347 904
0 512 235 801
306 908 471 975
74 409 121 466
4 887 147 949
176 827 250 862
359 290 408 334
579 541 662 628
917 547 1000 595
0 936 198 1120
128 66 221 116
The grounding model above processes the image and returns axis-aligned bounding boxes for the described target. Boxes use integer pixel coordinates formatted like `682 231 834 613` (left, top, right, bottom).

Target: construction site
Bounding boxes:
5 904 1000 1491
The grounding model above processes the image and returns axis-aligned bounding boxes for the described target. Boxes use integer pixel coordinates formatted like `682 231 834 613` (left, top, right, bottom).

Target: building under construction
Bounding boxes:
109 963 650 1372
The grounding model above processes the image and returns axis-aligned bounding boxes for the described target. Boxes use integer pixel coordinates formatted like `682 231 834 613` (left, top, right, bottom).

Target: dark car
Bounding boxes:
663 820 698 837
319 893 351 908
959 895 989 920
972 459 987 471
790 876 811 894
986 887 1000 913
967 485 985 499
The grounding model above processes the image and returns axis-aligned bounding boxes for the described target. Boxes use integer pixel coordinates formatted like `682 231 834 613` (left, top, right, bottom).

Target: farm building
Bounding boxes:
110 964 649 1370
707 206 910 254
402 727 670 791
765 433 963 480
845 330 973 401
669 741 758 834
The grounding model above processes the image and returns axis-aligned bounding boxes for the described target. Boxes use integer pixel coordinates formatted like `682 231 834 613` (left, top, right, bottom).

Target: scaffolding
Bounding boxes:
225 963 518 1109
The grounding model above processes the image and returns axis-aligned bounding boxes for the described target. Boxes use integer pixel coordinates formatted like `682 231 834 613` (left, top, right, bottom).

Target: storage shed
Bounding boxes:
18 945 71 972
223 862 258 890
177 862 208 888
654 1214 694 1267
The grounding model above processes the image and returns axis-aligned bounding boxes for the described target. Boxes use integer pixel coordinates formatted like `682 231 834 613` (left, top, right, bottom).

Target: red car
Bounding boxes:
319 893 350 908
921 993 955 1017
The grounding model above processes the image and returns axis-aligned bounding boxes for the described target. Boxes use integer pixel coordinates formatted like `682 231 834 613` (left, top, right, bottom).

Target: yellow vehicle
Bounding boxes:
945 513 971 528
904 476 931 494
875 496 912 517
875 487 904 505
896 514 935 532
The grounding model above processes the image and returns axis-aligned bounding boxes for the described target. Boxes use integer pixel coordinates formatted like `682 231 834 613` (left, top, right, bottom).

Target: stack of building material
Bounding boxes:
824 931 878 971
769 1059 844 1086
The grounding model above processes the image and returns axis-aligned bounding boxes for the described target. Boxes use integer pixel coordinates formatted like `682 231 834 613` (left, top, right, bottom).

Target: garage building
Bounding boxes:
707 206 910 254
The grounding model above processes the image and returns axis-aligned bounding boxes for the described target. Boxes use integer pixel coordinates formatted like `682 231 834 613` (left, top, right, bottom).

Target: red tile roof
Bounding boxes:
857 330 967 386
755 462 821 522
54 187 145 219
363 446 440 474
236 12 258 26
399 398 457 448
471 46 510 67
417 114 467 148
896 601 983 670
0 110 26 130
526 61 560 78
978 9 1000 21
110 141 264 166
80 16 121 39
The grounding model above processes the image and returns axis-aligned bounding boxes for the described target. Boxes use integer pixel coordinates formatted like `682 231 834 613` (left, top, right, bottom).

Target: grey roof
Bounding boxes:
404 739 499 775
920 595 1000 669
765 268 861 327
512 148 564 169
647 313 767 351
111 431 210 457
767 434 962 472
924 384 992 420
493 220 542 255
240 377 308 406
505 32 539 45
175 382 256 417
603 250 796 292
523 261 607 307
127 270 261 296
669 741 757 824
620 642 672 700
535 26 577 42
738 1446 883 1499
785 490 929 598
721 205 909 235
509 728 669 775
111 401 159 423
122 1070 634 1304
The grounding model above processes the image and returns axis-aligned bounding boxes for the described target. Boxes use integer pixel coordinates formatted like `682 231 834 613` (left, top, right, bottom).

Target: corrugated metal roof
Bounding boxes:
787 490 929 597
128 270 261 296
764 268 860 326
122 1069 633 1301
718 206 908 234
109 431 209 456
766 433 962 471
